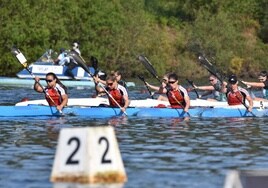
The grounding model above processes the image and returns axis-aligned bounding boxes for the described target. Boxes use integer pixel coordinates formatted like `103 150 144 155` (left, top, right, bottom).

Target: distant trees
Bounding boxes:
0 0 267 79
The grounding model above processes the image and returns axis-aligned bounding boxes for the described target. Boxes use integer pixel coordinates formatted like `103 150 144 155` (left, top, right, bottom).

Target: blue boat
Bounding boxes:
6 49 135 87
0 105 267 118
16 49 96 80
135 107 267 118
0 105 140 118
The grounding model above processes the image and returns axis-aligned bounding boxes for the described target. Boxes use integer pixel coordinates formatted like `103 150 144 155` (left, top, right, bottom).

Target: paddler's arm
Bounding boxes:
241 81 265 88
33 76 43 93
221 81 228 93
246 95 253 112
94 76 105 93
121 95 130 113
158 82 167 94
57 94 68 111
145 82 160 91
184 95 190 113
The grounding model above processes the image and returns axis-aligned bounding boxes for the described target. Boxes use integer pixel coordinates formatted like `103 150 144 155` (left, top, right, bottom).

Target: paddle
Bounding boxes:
197 55 255 117
138 55 161 83
198 55 224 82
186 79 200 99
11 47 62 113
138 55 190 117
91 56 99 76
137 75 154 99
69 51 127 115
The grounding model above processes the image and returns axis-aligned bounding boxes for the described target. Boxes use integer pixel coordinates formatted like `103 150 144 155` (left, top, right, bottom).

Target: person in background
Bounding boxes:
94 74 129 113
158 73 190 112
95 70 126 87
193 75 227 101
221 75 253 112
241 71 268 101
54 48 67 65
145 73 169 101
111 70 127 88
65 42 81 78
34 72 68 111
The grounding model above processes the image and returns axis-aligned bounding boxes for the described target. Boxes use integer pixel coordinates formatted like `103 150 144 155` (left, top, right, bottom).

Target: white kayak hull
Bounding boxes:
15 98 268 109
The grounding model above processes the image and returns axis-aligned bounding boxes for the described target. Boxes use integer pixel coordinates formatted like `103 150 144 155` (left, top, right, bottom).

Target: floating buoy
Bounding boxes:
224 170 268 188
50 126 127 184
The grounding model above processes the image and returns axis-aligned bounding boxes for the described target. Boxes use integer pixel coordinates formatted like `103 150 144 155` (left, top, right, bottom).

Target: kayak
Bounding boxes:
0 77 135 88
0 105 267 118
15 97 170 107
135 107 267 118
0 105 140 118
15 97 268 108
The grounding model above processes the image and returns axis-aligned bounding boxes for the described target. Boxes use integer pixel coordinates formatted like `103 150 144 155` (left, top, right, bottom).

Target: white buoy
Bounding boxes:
50 126 127 184
224 170 268 188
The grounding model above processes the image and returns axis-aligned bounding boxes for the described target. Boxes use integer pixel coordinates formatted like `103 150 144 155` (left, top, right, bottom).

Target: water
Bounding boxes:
0 85 268 188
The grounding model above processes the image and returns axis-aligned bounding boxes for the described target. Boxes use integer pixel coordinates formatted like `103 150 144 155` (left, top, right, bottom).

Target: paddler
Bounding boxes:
34 72 68 112
158 73 190 113
192 75 227 101
94 74 129 113
241 71 268 101
222 75 253 112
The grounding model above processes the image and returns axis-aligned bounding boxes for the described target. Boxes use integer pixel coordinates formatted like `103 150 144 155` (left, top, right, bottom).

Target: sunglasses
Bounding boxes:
46 79 54 83
168 80 177 84
107 82 114 86
209 79 215 82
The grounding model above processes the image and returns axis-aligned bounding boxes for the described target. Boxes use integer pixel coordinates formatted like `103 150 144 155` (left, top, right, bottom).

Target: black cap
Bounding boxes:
228 75 237 84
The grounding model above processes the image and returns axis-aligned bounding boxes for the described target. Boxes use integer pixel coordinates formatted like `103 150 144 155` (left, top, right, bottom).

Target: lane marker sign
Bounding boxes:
50 126 127 183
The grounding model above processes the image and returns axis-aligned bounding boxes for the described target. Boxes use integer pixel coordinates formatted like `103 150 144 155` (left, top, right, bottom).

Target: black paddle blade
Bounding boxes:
186 79 200 98
90 56 99 76
90 56 98 70
69 50 91 75
186 79 194 85
137 55 160 82
137 75 145 82
197 55 223 82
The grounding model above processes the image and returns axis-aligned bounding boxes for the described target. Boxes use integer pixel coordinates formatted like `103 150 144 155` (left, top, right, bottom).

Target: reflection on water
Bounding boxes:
1 87 268 187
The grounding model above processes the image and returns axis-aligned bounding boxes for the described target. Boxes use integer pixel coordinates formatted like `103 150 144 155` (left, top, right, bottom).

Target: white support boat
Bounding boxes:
4 49 135 87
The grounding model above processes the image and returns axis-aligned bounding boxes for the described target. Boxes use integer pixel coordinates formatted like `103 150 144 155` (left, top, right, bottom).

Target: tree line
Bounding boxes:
0 0 267 80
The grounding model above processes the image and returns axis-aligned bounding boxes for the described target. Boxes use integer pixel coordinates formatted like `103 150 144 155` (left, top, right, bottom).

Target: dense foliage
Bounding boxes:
0 0 267 79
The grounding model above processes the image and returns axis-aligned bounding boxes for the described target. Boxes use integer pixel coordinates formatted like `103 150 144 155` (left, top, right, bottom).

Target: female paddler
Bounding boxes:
34 72 68 112
158 73 190 113
221 75 253 112
94 74 129 113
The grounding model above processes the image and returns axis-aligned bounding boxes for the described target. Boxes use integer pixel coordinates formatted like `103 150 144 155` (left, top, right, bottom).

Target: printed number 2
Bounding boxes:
66 137 80 165
99 137 112 164
65 136 112 165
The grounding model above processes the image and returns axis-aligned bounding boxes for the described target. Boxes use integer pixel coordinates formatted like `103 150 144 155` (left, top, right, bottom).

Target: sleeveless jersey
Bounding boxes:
45 83 66 106
167 85 188 108
226 87 249 105
107 84 128 107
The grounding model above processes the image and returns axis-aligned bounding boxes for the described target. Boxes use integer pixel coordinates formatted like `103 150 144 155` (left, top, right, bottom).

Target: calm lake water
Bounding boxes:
0 84 268 188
